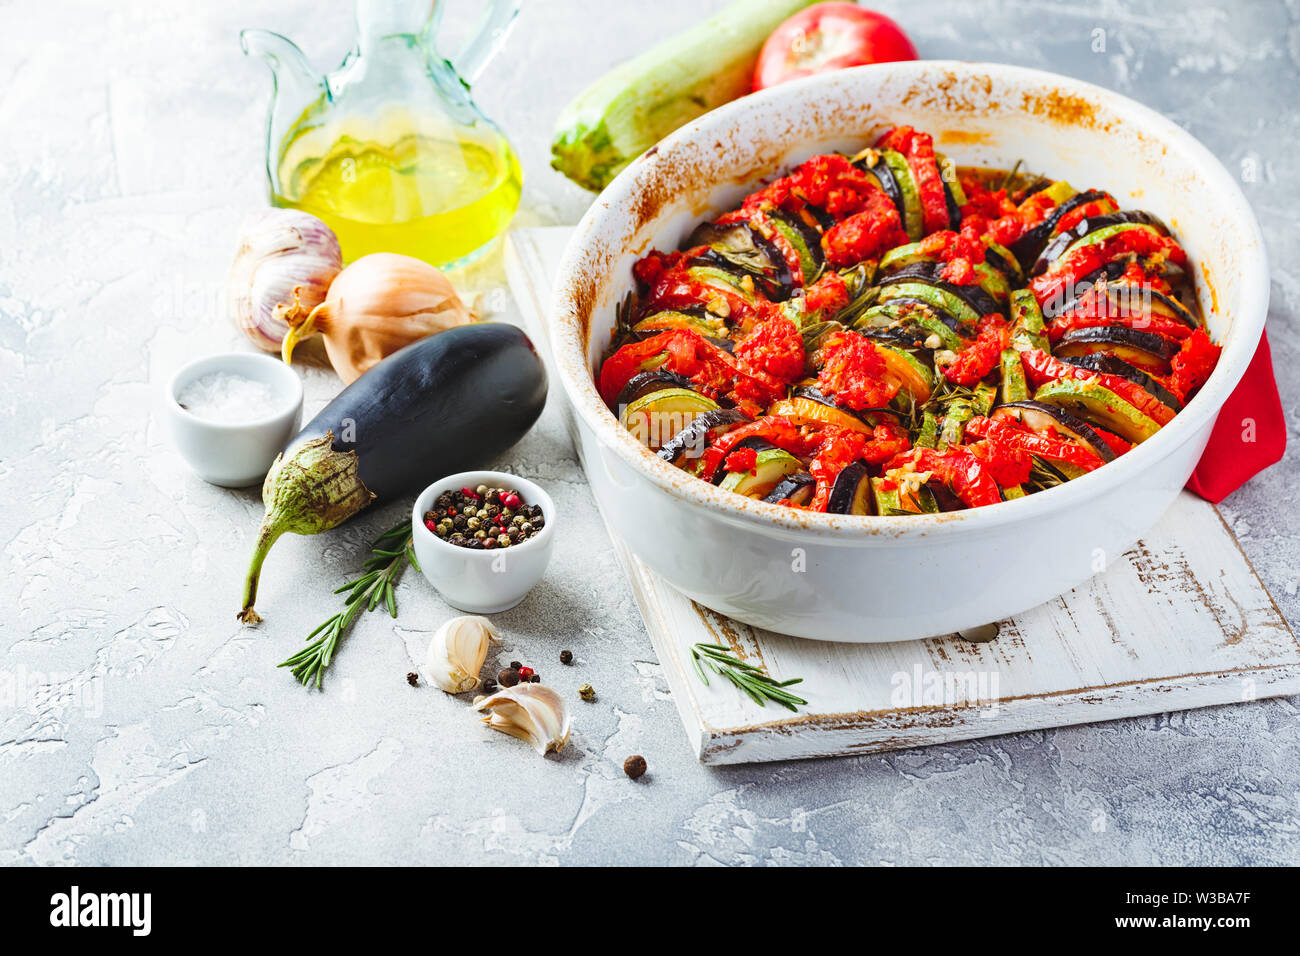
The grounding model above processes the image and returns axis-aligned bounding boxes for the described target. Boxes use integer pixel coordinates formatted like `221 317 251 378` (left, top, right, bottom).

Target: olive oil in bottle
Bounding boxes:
273 110 522 269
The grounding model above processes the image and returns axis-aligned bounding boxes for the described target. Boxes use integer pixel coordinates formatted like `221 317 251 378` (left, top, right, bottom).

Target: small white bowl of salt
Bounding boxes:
166 352 303 488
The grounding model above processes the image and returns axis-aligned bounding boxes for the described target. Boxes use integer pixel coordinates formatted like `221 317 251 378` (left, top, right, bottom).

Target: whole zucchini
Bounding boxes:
238 323 547 623
550 0 815 192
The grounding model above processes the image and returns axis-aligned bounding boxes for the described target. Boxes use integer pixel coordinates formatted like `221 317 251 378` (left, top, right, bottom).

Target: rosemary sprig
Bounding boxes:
689 643 808 712
278 521 420 689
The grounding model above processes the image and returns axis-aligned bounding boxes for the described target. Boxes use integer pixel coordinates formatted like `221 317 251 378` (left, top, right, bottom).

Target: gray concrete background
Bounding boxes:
2 0 1298 866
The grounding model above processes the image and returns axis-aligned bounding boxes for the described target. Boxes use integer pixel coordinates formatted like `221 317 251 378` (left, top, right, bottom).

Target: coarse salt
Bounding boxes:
177 371 277 423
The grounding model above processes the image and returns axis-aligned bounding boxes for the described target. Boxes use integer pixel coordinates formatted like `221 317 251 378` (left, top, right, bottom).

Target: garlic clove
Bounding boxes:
424 615 499 694
473 684 571 755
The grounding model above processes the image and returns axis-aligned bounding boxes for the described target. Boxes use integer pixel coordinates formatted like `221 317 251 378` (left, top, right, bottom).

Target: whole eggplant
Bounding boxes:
293 322 547 500
238 323 547 623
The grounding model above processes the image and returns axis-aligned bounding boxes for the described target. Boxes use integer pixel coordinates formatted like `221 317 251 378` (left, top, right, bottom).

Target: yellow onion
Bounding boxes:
227 209 342 351
281 253 474 383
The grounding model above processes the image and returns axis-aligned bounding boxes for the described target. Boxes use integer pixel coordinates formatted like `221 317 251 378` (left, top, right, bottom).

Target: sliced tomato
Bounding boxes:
882 445 1003 509
877 125 950 235
1019 348 1177 426
965 415 1107 473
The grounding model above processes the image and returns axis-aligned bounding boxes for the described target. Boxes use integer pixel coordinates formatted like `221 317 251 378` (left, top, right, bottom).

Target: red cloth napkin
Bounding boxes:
1185 331 1287 503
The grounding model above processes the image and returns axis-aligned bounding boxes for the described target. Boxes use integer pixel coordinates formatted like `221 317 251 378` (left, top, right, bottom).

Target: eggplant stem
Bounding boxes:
238 518 286 625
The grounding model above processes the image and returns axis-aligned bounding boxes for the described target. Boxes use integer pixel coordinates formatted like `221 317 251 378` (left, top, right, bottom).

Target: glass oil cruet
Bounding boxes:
242 0 523 269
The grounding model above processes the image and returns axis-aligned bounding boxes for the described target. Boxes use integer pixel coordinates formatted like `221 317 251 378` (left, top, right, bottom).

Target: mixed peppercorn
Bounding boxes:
424 484 545 549
600 123 1221 515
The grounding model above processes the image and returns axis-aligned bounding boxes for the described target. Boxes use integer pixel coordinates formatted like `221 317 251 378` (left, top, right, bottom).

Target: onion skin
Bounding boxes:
281 253 474 383
227 209 342 352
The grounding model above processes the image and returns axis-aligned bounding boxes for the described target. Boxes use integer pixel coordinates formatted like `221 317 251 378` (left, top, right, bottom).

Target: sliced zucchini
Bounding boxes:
616 369 700 408
915 410 940 449
872 476 940 515
766 209 824 284
631 309 728 339
684 264 757 303
877 280 981 329
719 447 805 498
1032 379 1162 444
855 149 905 219
878 264 1000 324
621 387 720 451
1060 353 1182 411
879 149 923 240
1009 289 1050 353
999 348 1029 403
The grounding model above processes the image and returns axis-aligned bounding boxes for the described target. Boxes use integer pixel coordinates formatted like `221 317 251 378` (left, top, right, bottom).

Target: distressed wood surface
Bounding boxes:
506 227 1300 765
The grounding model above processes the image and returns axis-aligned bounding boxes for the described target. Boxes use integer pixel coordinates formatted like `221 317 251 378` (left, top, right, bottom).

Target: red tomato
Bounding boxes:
753 3 918 91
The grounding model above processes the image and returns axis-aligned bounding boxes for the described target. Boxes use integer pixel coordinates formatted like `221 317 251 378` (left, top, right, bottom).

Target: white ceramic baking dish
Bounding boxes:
549 61 1268 642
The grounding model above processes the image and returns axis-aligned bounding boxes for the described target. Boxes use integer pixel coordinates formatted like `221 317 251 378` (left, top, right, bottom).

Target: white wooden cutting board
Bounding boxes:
505 226 1300 765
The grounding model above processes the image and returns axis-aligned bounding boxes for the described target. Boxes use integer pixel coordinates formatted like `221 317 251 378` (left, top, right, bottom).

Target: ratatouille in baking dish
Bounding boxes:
597 124 1221 515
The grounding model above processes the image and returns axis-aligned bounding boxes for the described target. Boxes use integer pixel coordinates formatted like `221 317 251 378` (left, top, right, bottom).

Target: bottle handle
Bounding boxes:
450 0 521 83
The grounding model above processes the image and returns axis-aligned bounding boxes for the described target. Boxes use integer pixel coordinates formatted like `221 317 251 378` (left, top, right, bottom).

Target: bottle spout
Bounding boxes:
240 28 323 109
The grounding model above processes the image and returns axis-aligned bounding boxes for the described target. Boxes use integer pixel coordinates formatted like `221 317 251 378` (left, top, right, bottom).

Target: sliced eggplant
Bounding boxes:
1008 188 1109 268
983 242 1024 285
620 387 720 451
763 472 816 507
1040 261 1127 318
771 387 882 434
718 446 805 498
1060 353 1183 411
854 149 905 217
928 481 971 512
991 400 1116 462
684 221 794 300
1031 210 1170 277
1032 379 1163 444
856 323 931 352
878 149 924 240
1054 326 1179 372
616 369 700 408
826 460 873 516
657 408 748 465
1102 278 1199 329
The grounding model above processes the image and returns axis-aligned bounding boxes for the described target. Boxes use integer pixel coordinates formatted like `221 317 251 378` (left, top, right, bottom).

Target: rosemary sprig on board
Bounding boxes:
279 521 420 689
689 643 808 712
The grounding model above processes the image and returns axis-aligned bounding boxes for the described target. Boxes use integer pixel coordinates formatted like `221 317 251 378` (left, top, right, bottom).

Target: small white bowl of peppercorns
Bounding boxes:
411 471 556 613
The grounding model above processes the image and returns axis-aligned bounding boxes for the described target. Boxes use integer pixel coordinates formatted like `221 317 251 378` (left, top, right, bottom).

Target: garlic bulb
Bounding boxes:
281 253 474 383
227 209 342 352
473 684 571 755
425 615 499 693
